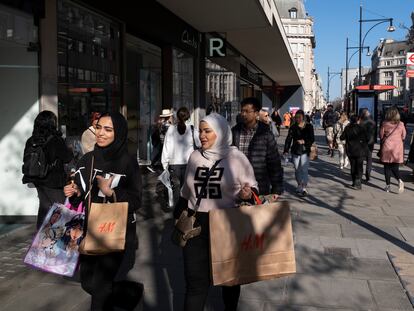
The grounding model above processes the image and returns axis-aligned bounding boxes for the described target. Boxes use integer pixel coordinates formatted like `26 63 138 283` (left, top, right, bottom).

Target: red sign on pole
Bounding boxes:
407 53 414 77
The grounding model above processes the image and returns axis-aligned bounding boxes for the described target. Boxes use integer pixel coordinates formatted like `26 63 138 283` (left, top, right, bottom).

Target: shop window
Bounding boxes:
57 0 121 139
173 48 194 117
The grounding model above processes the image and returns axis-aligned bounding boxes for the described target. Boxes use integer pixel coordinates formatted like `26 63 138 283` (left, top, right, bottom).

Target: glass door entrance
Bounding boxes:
125 34 162 164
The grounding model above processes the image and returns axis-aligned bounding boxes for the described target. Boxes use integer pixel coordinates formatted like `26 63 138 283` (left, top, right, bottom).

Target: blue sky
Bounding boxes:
305 0 413 100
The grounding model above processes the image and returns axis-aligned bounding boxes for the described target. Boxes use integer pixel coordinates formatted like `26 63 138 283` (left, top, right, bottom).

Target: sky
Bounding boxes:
305 0 413 100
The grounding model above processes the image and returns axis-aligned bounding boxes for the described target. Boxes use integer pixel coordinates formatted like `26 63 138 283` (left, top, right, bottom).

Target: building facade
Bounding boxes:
370 39 414 113
0 0 302 217
340 67 370 98
276 0 320 113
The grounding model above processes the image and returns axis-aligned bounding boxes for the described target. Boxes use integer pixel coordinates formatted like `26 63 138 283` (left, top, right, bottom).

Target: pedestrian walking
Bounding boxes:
379 107 406 193
174 113 258 311
81 112 101 154
283 111 292 128
161 106 200 188
64 112 142 310
271 109 282 134
283 110 315 196
22 111 73 229
359 109 376 182
148 109 173 172
232 97 283 197
322 104 338 157
333 112 350 170
313 110 322 129
340 114 368 190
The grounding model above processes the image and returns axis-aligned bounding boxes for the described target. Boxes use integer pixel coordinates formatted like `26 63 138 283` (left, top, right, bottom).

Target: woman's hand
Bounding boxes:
239 184 253 200
64 182 80 198
96 175 114 197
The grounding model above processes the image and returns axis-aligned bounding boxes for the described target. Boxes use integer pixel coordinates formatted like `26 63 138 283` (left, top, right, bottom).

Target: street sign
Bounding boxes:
208 37 226 57
407 53 414 78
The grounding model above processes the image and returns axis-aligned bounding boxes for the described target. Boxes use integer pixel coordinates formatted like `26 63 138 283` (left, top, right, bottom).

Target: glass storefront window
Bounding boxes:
57 0 121 140
125 35 162 164
173 48 194 119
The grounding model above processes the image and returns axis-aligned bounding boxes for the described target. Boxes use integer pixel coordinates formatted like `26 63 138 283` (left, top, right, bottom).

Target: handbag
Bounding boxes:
171 159 222 247
79 156 129 255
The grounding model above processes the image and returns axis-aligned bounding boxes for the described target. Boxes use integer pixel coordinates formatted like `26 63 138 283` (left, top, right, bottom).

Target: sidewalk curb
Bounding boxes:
0 224 33 241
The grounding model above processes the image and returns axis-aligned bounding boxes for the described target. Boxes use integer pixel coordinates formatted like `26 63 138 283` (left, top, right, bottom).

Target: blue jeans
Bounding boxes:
292 153 309 186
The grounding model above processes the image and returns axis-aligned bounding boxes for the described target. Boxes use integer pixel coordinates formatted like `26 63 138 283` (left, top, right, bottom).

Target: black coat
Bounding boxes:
232 122 283 195
284 123 315 155
22 135 73 188
70 151 142 250
360 117 376 146
340 124 368 158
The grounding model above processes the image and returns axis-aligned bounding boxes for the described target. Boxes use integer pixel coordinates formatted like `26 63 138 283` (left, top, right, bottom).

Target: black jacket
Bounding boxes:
360 117 376 146
70 151 142 250
232 122 283 195
22 135 73 188
323 110 338 128
284 123 315 155
340 124 368 158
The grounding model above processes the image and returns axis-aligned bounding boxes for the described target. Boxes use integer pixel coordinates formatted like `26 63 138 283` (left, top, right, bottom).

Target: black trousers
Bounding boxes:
384 163 401 185
349 157 363 184
365 145 374 178
183 212 240 311
80 253 124 311
170 164 187 188
35 185 65 230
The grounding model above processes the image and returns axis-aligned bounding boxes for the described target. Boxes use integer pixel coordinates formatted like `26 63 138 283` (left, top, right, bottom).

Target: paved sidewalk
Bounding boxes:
0 127 413 310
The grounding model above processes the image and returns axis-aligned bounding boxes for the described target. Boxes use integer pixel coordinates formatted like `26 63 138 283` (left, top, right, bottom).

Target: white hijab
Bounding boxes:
200 113 237 162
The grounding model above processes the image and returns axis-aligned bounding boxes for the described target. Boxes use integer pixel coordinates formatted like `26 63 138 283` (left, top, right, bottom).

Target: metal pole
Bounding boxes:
345 37 349 96
358 4 362 85
327 66 330 104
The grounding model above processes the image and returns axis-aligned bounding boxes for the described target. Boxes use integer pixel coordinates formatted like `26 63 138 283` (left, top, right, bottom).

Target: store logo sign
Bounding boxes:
208 38 226 57
181 30 198 49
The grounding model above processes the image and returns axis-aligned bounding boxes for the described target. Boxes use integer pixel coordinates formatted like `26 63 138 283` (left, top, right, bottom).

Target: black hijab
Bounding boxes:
93 112 128 162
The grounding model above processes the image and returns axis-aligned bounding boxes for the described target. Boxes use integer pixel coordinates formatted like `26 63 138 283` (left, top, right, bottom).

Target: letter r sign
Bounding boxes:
209 38 226 57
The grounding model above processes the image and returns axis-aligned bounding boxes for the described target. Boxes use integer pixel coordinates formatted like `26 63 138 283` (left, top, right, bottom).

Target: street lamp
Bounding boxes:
327 66 341 104
358 5 395 85
345 37 370 97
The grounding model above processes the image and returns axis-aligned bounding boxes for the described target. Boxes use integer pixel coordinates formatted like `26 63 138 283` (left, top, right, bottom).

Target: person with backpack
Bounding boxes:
161 107 200 188
22 111 73 229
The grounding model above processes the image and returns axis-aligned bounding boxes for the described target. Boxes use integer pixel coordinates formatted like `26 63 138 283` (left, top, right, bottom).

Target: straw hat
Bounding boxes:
160 109 173 117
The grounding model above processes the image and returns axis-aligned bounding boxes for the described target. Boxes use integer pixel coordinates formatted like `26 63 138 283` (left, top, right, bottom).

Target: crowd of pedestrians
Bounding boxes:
21 95 414 310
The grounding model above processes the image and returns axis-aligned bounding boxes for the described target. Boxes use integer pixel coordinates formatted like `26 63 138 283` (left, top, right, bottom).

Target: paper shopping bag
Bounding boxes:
209 201 296 286
24 203 85 276
79 201 128 255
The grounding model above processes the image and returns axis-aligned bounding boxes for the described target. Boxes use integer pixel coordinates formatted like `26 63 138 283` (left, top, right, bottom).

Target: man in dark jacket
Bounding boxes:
359 109 376 182
232 97 283 197
323 105 338 157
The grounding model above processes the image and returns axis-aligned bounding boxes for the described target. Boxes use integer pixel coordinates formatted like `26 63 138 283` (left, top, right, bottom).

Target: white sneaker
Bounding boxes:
399 180 404 193
302 188 309 196
340 164 344 170
384 185 390 193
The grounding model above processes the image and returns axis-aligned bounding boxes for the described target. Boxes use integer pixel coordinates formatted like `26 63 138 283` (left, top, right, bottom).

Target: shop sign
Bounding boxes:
208 37 226 57
240 65 262 87
407 53 414 78
181 30 198 49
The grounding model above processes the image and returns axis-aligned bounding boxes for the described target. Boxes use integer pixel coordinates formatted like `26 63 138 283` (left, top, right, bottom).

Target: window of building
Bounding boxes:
173 48 194 118
298 43 304 53
289 8 298 19
385 92 392 100
384 80 393 85
398 50 405 55
384 71 393 77
398 59 405 65
397 79 404 88
291 43 297 53
290 26 298 34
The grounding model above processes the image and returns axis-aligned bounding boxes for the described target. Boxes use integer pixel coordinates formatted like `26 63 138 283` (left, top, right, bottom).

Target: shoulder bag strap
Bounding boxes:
382 123 399 144
87 156 95 210
193 159 222 212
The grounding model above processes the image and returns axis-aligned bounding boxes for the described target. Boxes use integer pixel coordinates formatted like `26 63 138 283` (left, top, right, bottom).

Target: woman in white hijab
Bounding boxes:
176 113 258 311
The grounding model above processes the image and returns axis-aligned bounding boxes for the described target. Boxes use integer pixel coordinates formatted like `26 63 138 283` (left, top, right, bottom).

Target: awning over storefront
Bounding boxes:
355 84 396 93
156 0 302 87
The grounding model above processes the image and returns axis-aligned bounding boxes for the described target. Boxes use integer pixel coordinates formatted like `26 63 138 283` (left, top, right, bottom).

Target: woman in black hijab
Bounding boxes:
64 112 142 311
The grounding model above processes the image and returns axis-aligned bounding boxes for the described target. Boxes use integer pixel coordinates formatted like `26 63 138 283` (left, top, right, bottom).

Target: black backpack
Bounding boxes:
22 136 53 179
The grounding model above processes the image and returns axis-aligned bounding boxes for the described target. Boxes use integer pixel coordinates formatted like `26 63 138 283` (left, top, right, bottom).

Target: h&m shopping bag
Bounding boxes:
209 201 296 286
24 202 85 277
79 201 128 255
